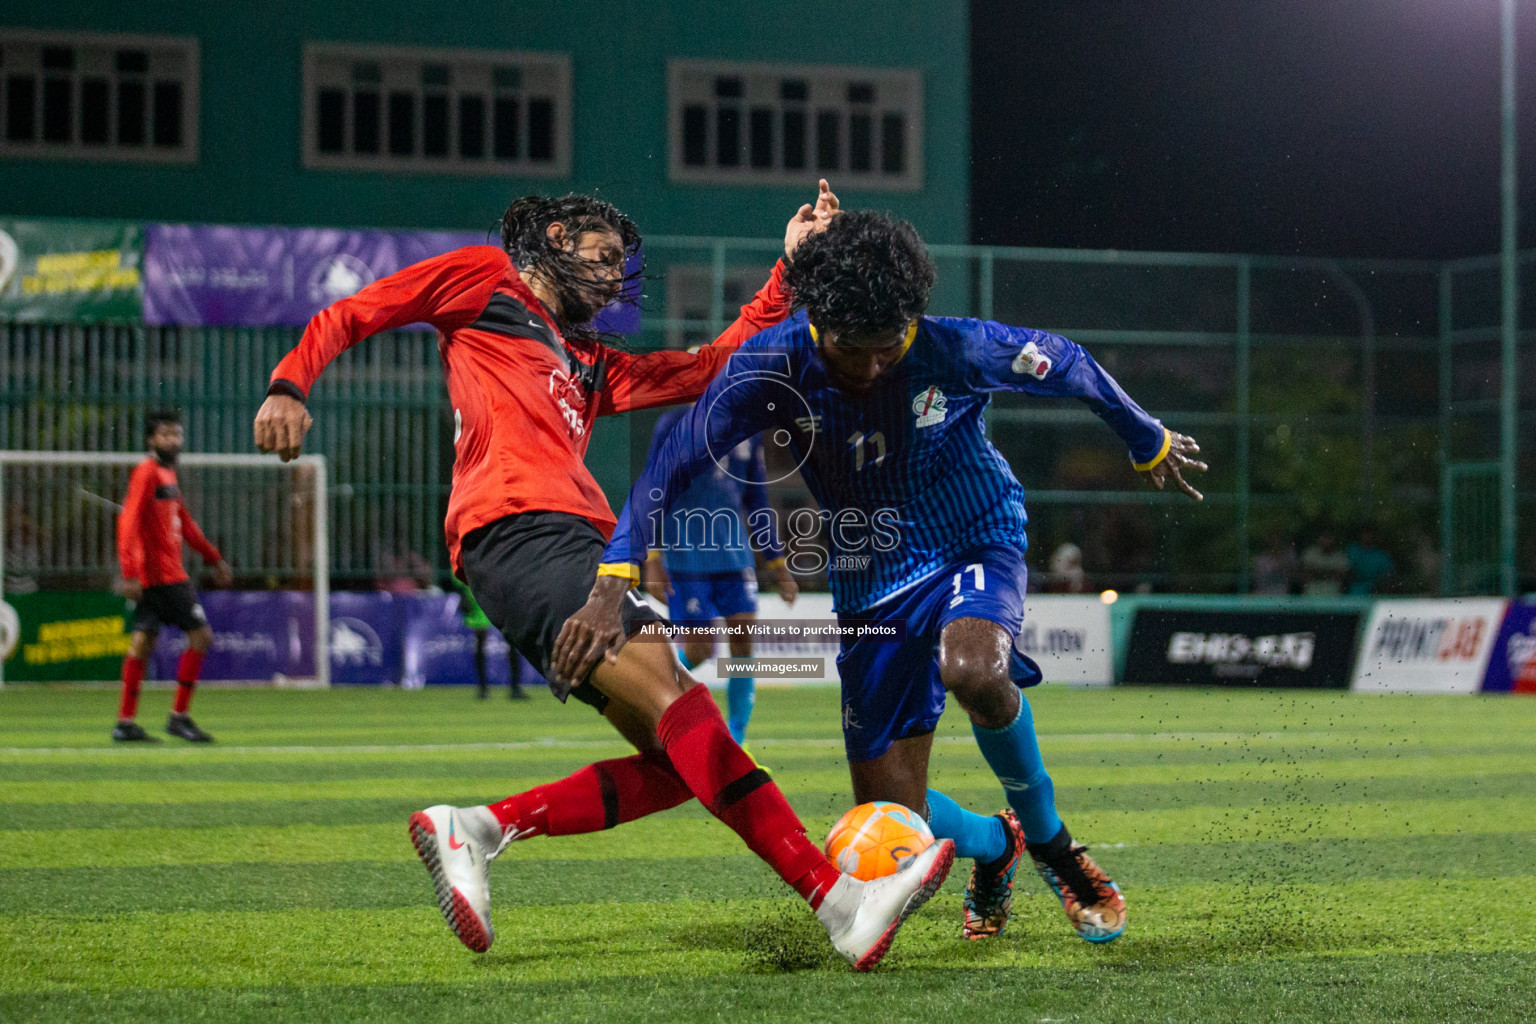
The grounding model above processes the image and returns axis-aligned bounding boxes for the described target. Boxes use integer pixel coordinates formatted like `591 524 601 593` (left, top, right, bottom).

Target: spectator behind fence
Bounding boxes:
1299 529 1350 596
1346 525 1395 595
378 546 432 594
1251 530 1296 595
1046 542 1088 593
5 501 39 595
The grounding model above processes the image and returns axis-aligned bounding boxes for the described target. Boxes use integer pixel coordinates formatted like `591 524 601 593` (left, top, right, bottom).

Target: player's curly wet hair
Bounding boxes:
498 194 642 334
784 210 935 339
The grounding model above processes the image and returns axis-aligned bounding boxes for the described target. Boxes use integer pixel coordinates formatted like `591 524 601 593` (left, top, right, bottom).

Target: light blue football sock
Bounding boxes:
971 694 1063 844
925 787 1008 864
726 676 755 744
677 648 699 672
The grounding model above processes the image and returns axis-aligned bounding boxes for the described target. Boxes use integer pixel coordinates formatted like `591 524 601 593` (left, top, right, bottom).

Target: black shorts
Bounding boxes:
131 582 208 635
460 511 665 709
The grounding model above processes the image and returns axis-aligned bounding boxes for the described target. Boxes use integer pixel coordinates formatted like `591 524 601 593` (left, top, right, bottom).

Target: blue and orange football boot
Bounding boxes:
961 809 1027 939
1027 824 1126 943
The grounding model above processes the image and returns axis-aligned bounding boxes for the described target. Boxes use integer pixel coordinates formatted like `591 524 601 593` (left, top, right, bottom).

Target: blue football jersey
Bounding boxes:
605 313 1168 612
649 407 782 576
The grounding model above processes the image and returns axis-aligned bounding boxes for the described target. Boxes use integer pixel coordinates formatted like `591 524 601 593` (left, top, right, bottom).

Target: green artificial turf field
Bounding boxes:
1 683 1532 1023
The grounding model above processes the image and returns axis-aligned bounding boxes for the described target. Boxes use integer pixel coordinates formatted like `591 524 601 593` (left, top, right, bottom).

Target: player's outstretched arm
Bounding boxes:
254 395 314 463
783 178 839 259
595 180 838 415
255 247 507 460
177 501 231 583
968 321 1207 500
1138 430 1206 501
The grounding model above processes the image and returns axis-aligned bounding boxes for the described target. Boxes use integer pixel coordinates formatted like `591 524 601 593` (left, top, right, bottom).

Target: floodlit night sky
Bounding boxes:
971 0 1536 258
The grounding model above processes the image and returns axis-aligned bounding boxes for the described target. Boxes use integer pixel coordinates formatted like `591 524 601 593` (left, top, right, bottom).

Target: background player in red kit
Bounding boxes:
114 410 233 743
252 183 954 971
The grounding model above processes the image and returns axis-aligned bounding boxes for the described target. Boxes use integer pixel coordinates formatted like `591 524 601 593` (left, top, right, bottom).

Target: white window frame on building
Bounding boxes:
303 43 571 177
668 60 923 191
0 29 200 163
664 262 780 351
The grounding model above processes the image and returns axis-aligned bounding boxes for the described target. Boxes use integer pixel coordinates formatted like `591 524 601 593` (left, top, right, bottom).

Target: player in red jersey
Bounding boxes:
253 184 954 970
114 410 233 743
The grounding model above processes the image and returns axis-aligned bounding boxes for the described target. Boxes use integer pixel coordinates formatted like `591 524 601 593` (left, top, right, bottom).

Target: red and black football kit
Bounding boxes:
278 246 864 923
116 457 222 722
269 245 793 699
118 457 221 634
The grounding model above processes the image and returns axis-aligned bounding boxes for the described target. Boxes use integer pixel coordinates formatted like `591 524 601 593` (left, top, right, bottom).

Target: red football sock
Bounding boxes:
487 749 692 837
658 683 841 908
172 649 205 714
117 656 147 721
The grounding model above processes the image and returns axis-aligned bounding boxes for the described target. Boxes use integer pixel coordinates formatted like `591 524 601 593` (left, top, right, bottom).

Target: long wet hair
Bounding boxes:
498 194 642 337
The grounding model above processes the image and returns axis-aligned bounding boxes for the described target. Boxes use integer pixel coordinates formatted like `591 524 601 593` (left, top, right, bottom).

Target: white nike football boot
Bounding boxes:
407 804 504 953
816 838 955 971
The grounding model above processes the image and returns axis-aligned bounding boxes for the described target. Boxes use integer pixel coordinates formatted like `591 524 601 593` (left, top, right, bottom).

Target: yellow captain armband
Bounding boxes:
1131 428 1173 472
596 562 641 585
764 557 787 571
645 549 663 563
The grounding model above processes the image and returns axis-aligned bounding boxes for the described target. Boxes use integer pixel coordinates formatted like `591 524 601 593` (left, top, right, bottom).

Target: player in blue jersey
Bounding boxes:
555 210 1206 945
641 409 798 744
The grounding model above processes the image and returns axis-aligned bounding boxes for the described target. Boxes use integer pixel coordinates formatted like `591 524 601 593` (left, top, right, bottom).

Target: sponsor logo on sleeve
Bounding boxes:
1011 341 1051 380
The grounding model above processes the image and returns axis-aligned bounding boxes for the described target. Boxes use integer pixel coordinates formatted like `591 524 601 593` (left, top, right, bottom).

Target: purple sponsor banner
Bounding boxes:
400 593 547 688
1482 599 1536 694
148 589 551 686
328 591 403 686
152 591 314 681
143 223 640 333
401 593 503 688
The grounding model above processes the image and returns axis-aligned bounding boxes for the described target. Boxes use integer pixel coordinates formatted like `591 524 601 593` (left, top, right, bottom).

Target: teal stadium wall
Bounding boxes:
5 1 971 514
3 1 971 242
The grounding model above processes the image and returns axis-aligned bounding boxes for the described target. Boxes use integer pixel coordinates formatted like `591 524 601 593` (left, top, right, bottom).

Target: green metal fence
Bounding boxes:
0 323 446 586
1 236 1529 593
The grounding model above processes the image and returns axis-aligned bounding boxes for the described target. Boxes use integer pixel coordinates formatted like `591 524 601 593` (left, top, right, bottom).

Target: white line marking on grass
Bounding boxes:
0 729 1354 756
0 738 632 756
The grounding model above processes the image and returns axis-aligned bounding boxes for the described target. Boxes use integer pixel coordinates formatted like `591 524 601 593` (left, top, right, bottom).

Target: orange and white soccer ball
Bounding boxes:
824 801 935 880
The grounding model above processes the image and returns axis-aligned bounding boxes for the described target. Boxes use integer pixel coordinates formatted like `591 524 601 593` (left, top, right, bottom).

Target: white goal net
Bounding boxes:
0 452 329 688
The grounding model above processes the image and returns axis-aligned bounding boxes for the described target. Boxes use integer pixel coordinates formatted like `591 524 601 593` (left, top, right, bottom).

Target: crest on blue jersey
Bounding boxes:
912 386 947 428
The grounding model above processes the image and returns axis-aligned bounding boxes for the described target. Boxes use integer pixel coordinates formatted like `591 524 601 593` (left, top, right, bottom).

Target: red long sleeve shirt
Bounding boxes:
117 458 223 586
269 246 792 571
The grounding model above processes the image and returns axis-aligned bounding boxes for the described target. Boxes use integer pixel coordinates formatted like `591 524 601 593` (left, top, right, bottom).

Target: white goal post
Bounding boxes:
0 451 329 688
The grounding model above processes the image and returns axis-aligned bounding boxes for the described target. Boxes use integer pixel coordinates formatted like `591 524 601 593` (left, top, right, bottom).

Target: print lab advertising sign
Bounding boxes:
1349 599 1507 695
1123 609 1362 688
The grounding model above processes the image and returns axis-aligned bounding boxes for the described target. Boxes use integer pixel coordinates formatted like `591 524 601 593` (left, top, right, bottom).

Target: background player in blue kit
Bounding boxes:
557 210 1206 944
641 408 798 744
